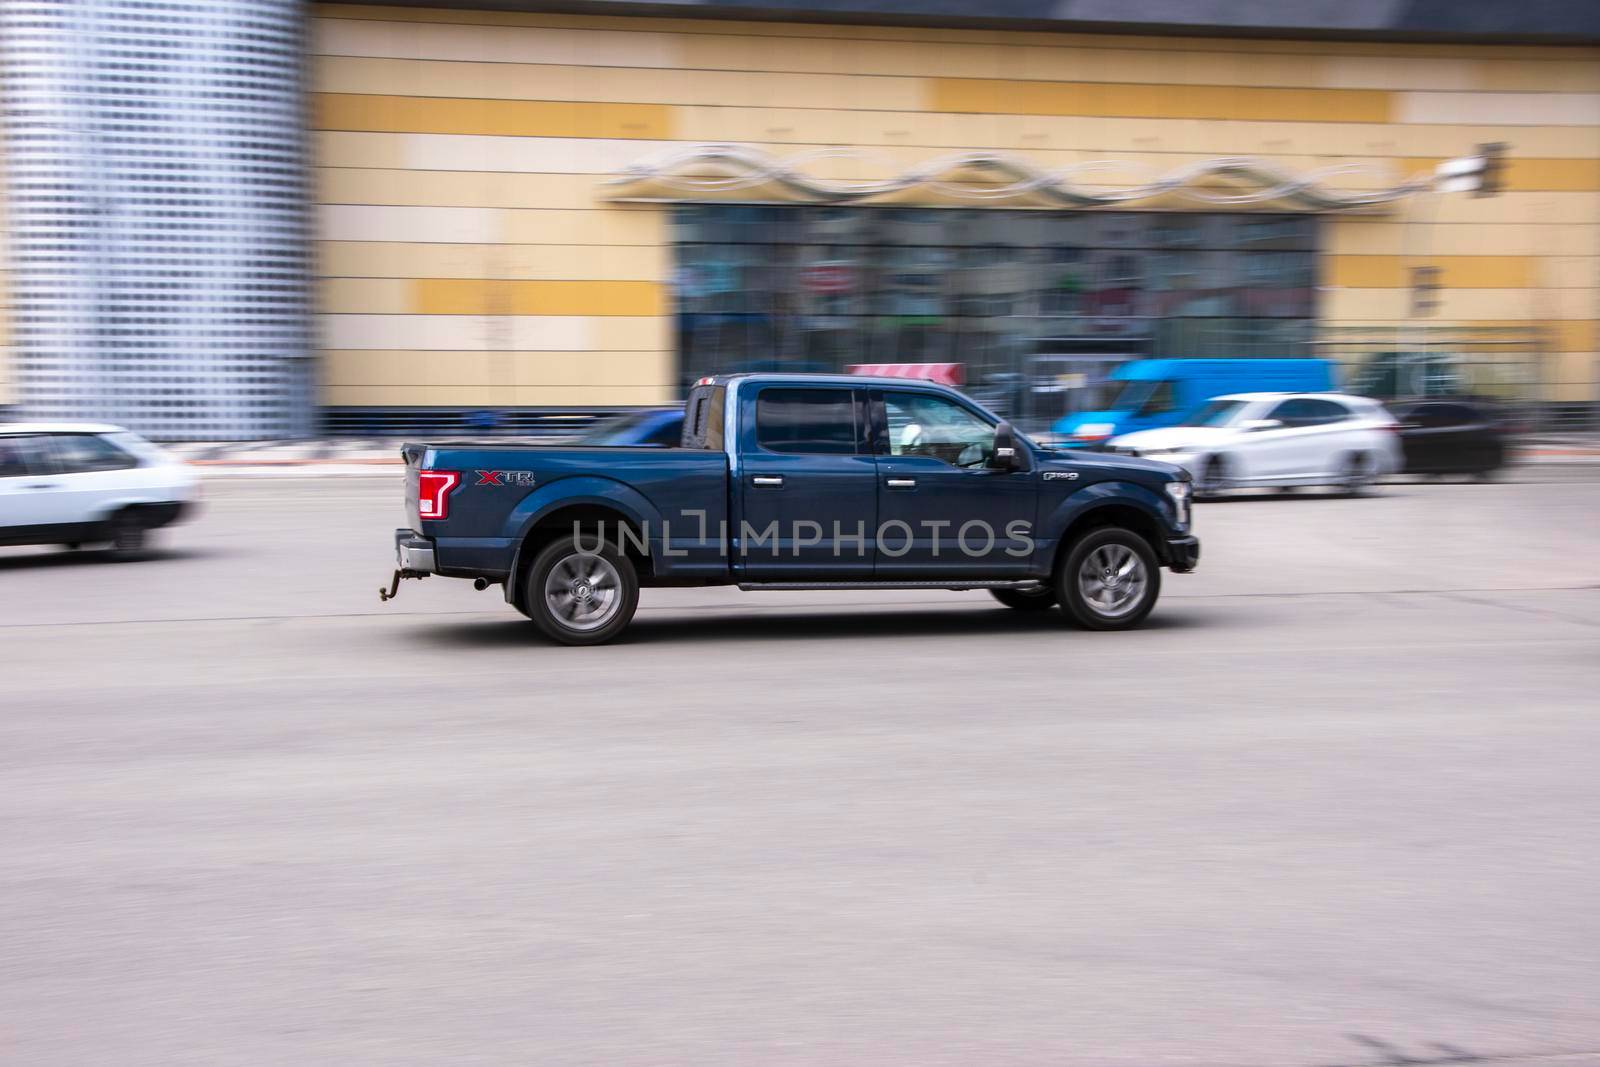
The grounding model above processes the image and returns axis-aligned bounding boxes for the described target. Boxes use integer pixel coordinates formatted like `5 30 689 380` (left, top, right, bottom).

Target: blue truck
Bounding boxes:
1051 358 1337 445
384 373 1199 644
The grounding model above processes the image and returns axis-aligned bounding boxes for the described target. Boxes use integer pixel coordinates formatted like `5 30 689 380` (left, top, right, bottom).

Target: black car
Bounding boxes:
1388 398 1507 477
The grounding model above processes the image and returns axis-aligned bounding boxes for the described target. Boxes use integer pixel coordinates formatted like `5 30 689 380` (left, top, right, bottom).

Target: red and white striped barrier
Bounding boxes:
846 363 966 387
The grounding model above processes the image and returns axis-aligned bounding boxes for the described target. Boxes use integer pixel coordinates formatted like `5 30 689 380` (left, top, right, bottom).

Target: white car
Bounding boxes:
1107 393 1402 495
0 423 199 554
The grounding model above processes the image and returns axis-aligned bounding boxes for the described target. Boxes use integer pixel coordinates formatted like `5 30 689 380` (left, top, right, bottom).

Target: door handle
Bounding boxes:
24 483 61 490
751 475 784 488
885 477 917 489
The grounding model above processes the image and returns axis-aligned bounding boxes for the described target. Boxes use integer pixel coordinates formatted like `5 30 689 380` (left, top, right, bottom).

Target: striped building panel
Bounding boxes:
317 241 670 280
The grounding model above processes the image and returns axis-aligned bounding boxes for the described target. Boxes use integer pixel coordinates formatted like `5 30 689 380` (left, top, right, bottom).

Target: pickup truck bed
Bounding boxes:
401 442 730 583
384 373 1198 644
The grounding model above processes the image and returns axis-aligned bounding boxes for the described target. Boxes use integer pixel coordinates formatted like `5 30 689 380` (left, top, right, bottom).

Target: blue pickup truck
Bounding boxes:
385 373 1199 644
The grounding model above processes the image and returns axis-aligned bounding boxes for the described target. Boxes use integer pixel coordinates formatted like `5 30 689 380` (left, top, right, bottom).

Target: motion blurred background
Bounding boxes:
0 0 1595 442
4 4 1600 1066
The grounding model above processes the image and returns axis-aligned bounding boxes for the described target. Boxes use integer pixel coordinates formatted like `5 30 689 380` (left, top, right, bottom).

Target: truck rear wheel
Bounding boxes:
522 534 639 646
1057 527 1161 631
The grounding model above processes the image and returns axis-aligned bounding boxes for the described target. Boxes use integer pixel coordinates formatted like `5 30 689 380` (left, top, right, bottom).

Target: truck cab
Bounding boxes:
388 373 1199 644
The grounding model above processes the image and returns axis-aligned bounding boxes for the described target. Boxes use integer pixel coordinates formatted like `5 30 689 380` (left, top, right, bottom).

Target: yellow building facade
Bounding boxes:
311 5 1594 411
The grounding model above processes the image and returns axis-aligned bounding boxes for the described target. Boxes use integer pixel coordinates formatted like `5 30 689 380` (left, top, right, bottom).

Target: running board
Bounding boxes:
737 579 1045 591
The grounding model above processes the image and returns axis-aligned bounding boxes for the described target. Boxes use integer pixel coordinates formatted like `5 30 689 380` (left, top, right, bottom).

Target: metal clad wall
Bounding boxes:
0 0 314 440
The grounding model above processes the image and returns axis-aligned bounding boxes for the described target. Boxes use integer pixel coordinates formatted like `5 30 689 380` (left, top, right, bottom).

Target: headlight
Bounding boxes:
1163 480 1192 526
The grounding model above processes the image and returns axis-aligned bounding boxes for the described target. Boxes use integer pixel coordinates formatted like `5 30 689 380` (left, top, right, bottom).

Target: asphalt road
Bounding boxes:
3 468 1599 1066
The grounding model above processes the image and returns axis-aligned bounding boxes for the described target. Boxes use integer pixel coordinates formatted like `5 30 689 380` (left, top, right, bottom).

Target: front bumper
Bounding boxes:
1164 534 1200 573
394 528 436 574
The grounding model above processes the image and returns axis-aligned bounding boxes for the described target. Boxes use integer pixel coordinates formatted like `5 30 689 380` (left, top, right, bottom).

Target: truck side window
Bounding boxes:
756 388 858 455
881 392 995 468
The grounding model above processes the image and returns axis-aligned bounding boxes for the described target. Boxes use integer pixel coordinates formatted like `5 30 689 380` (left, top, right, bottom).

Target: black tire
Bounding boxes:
1056 527 1161 631
1198 454 1235 497
1340 452 1376 496
990 586 1058 611
106 510 148 560
521 533 640 646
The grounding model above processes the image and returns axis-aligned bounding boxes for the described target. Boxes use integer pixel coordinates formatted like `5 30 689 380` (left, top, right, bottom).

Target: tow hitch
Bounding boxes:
378 569 428 602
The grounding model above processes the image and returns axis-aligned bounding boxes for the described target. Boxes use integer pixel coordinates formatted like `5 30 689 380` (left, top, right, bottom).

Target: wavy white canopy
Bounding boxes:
604 144 1443 211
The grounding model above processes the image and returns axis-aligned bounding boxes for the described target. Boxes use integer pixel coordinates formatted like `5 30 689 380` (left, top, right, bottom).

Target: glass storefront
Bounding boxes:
670 206 1318 429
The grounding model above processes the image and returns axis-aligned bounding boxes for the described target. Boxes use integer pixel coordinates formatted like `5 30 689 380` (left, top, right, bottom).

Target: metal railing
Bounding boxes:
320 407 629 439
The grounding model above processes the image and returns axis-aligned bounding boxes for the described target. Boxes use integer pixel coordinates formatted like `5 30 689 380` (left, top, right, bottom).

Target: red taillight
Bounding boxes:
418 470 460 521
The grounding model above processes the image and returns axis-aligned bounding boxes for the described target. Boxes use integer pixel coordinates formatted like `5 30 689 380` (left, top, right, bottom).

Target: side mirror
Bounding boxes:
1240 418 1283 433
991 421 1022 471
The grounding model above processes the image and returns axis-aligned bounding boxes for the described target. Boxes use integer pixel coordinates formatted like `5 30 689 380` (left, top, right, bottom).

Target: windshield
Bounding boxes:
1181 399 1250 427
1109 379 1156 411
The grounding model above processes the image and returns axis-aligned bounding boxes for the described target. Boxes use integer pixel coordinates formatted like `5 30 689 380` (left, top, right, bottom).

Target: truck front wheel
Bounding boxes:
522 534 639 646
1057 527 1161 631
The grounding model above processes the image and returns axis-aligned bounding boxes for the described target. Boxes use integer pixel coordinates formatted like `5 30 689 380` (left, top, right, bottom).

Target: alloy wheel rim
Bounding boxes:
544 552 623 631
1077 543 1147 618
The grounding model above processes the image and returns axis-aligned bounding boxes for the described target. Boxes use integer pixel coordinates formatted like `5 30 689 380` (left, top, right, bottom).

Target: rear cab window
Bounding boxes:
682 384 727 450
754 387 860 455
